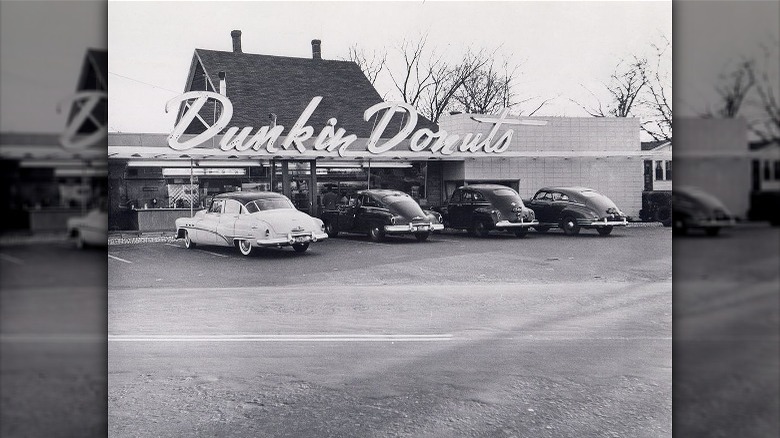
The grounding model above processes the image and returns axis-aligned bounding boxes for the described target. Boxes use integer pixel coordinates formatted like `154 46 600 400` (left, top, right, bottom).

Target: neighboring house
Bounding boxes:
639 140 673 224
642 140 672 191
748 139 780 224
750 140 780 192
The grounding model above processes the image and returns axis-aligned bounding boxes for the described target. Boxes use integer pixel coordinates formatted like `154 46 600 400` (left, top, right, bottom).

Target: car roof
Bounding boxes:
460 184 517 192
536 186 595 195
359 189 410 197
214 191 289 203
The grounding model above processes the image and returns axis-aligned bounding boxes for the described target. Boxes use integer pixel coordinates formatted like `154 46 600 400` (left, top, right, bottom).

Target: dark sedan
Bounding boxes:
320 189 444 242
435 184 538 237
672 186 735 236
526 187 628 236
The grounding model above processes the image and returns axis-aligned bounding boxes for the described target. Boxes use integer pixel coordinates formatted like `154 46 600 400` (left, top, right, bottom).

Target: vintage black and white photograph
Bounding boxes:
105 1 674 436
1 1 107 436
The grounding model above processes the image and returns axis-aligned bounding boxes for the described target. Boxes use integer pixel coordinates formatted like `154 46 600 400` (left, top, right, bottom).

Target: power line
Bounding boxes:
108 71 181 95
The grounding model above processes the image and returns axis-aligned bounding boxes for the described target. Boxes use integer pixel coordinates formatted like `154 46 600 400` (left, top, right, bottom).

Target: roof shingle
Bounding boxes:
184 49 437 139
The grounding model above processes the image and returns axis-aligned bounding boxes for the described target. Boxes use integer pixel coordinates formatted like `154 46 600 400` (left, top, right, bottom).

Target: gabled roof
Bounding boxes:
69 49 107 135
641 140 671 151
77 49 107 91
749 139 780 151
181 49 438 138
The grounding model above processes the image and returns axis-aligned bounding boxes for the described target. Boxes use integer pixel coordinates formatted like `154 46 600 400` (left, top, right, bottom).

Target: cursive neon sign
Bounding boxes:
166 91 546 156
56 90 108 150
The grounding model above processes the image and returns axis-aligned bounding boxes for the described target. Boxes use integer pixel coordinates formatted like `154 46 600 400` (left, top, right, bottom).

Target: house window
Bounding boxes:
655 161 664 180
775 160 780 181
664 160 672 180
764 161 772 180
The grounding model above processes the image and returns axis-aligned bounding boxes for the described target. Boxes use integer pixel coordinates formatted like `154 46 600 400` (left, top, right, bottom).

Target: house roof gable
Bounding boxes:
180 49 438 139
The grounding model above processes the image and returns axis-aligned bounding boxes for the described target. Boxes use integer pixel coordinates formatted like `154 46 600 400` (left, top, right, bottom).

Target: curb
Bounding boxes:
108 232 176 246
0 233 69 247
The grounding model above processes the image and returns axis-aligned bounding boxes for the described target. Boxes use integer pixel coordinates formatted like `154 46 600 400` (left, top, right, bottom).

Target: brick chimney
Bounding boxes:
231 30 242 53
311 39 321 60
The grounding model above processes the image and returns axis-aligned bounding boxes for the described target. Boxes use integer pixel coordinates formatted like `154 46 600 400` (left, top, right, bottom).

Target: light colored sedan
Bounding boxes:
175 191 328 256
67 208 108 248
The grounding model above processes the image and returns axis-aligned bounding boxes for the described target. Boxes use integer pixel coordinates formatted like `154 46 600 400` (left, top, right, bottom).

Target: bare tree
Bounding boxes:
573 57 649 118
386 35 437 108
704 59 756 118
345 45 386 85
641 38 673 142
746 40 779 144
454 60 513 114
451 59 553 117
417 48 493 122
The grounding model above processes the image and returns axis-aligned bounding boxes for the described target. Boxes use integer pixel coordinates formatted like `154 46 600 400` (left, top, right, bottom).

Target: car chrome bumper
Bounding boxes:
384 223 444 233
256 231 328 246
587 219 628 227
495 219 539 228
688 218 735 228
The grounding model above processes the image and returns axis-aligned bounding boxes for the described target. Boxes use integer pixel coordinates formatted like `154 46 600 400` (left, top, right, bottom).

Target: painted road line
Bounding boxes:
1 333 105 343
197 249 230 258
108 254 133 264
0 253 24 265
109 334 454 342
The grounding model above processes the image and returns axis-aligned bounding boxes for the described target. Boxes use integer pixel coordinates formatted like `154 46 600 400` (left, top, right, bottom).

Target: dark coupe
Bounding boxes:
526 187 627 236
435 184 538 237
672 186 735 236
320 189 444 242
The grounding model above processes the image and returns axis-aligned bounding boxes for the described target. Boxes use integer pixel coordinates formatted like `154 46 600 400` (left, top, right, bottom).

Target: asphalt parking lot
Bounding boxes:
108 226 672 289
106 226 673 437
5 225 775 436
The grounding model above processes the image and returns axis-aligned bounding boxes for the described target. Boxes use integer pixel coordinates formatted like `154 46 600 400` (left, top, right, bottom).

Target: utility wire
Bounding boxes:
108 71 181 95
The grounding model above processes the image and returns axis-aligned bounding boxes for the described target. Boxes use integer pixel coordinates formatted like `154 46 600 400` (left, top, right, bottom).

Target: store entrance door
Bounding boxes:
271 160 318 216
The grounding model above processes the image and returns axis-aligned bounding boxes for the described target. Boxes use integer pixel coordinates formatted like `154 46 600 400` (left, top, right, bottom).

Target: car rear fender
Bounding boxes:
561 206 594 220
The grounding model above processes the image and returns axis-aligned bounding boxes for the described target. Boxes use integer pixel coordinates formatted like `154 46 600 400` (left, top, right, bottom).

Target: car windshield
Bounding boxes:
245 198 295 212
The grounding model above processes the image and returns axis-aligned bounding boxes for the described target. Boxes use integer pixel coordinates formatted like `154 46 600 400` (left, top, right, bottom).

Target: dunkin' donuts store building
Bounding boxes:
107 32 658 231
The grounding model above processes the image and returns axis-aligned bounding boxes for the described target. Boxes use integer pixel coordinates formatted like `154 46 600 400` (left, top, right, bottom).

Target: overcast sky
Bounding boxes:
107 1 673 134
0 0 106 133
2 1 776 137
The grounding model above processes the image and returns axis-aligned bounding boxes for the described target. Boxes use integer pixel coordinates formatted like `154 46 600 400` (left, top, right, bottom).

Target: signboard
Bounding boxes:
166 92 547 157
162 168 246 177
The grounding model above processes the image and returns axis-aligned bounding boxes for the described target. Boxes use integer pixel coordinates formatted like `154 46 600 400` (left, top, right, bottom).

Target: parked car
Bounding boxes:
434 184 538 237
321 189 444 242
526 187 627 236
672 186 735 236
175 191 328 256
67 207 108 248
